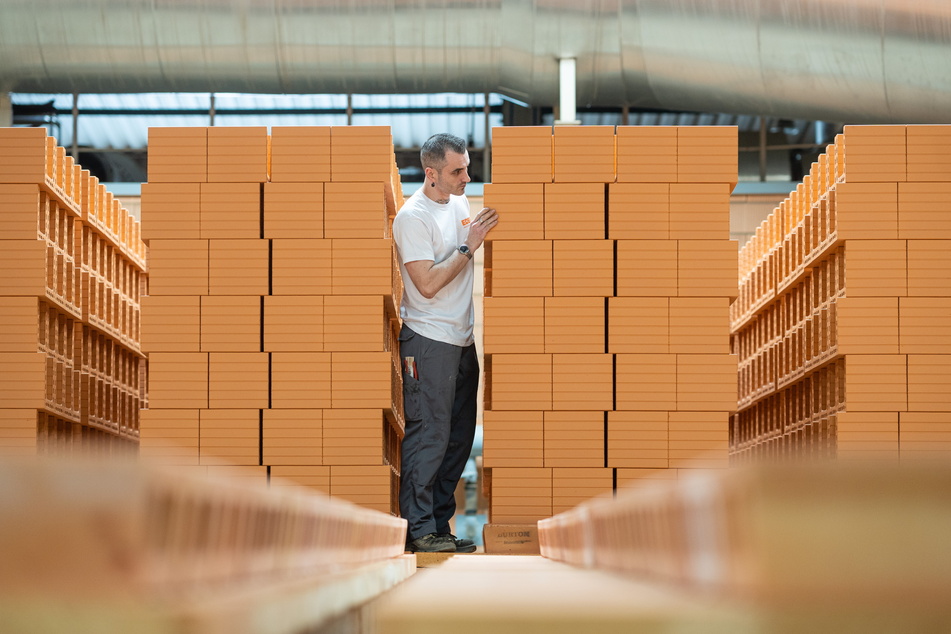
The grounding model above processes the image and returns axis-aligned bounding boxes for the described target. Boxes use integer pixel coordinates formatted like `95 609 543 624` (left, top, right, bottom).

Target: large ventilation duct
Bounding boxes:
1 0 949 123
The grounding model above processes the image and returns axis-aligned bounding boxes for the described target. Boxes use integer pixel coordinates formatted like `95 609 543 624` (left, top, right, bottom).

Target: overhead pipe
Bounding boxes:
0 1 949 124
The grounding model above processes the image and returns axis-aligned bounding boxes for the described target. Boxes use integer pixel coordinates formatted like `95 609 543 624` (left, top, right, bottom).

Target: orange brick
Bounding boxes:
139 182 201 239
544 411 604 468
900 412 951 460
144 239 209 296
200 295 261 352
907 240 951 297
208 352 269 409
553 126 616 183
483 297 545 354
845 354 908 412
615 126 677 183
843 240 907 297
199 408 259 466
486 353 552 410
552 239 613 297
263 182 324 238
676 354 737 412
271 239 333 296
147 127 207 183
544 183 605 240
906 125 951 182
485 240 552 297
899 298 951 354
835 411 898 460
482 410 544 468
331 239 394 296
608 297 669 354
551 353 613 411
323 295 385 352
329 126 394 184
324 182 389 239
482 183 545 241
615 240 678 297
615 354 676 411
834 182 898 240
323 409 384 465
907 355 951 412
269 126 331 183
490 126 553 184
264 295 324 352
269 465 331 494
199 182 261 239
208 239 269 296
840 125 906 183
898 183 951 239
140 295 200 353
262 409 322 466
677 240 738 299
669 183 731 239
331 351 391 408
147 352 209 408
668 297 730 354
607 411 667 469
544 297 604 354
677 126 737 185
836 297 900 355
270 352 332 409
608 183 669 240
206 126 268 183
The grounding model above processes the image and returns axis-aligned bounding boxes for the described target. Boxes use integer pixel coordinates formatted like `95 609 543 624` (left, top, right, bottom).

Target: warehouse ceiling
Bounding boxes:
1 0 950 124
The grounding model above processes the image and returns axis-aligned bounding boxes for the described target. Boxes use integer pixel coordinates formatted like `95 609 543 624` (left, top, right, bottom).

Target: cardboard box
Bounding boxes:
483 525 543 554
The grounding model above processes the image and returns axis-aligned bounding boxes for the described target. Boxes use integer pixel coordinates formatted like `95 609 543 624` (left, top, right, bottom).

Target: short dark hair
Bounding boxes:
420 133 467 170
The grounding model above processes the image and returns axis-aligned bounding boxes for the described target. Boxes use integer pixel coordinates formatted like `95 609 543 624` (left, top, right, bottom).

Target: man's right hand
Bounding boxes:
467 206 499 250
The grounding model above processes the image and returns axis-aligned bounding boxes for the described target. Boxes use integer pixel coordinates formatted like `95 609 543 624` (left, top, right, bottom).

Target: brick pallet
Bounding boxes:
731 124 951 463
0 127 146 456
481 125 739 527
139 125 406 514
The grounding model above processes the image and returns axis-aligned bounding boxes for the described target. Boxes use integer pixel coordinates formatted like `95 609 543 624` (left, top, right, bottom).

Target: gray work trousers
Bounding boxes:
398 324 479 541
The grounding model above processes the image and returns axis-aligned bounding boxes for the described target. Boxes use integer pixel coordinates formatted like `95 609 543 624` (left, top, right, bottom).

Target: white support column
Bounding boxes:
555 57 580 126
0 93 12 127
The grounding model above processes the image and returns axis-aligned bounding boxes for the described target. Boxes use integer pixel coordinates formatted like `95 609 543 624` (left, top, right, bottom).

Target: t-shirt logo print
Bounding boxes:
461 218 471 227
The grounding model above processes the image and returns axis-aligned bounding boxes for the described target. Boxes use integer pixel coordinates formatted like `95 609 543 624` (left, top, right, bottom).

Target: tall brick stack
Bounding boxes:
731 125 951 463
0 127 146 456
139 125 405 514
482 125 739 525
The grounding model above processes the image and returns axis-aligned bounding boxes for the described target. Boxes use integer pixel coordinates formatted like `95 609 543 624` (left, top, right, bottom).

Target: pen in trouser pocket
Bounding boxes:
404 356 418 380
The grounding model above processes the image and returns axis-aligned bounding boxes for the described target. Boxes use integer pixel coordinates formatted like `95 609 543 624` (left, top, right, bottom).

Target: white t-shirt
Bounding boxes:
392 188 474 347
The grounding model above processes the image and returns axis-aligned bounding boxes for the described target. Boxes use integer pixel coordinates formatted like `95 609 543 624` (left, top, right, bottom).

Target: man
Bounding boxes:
392 133 499 553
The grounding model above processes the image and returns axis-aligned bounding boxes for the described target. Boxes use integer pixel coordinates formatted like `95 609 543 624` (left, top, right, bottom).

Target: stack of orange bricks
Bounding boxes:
139 125 406 514
731 125 951 463
0 127 147 455
481 125 739 524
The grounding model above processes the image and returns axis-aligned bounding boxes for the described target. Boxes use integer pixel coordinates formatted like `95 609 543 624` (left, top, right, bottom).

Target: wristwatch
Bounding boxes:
458 245 473 260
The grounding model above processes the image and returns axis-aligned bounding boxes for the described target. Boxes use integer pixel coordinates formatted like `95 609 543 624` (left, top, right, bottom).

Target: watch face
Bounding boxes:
459 245 470 254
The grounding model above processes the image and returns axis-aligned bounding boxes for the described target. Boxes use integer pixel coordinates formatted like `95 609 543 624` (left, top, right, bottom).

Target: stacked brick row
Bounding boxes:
538 461 951 610
0 127 147 456
139 125 405 514
482 125 739 525
731 125 951 463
